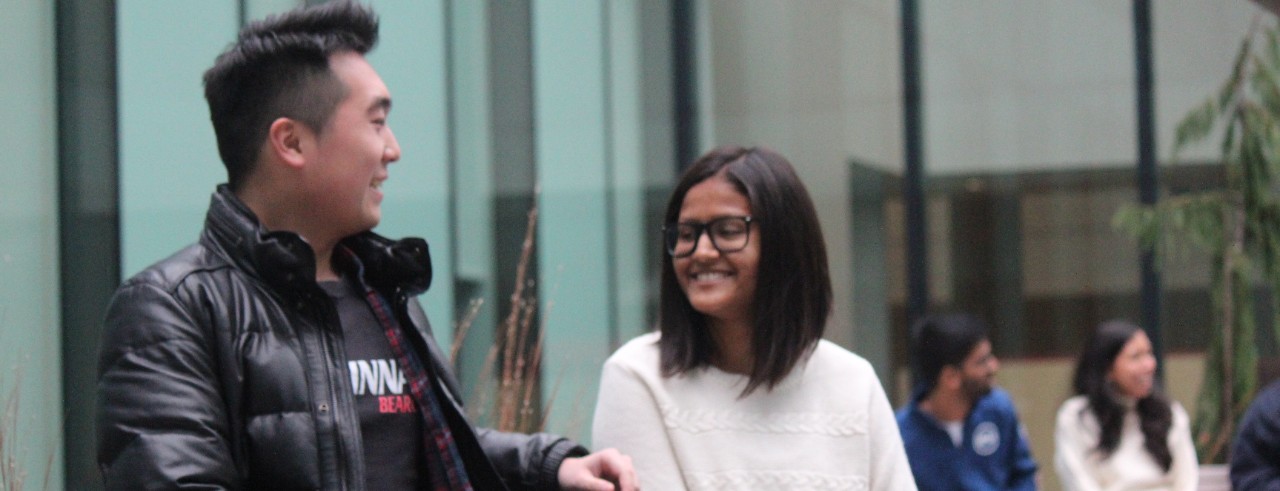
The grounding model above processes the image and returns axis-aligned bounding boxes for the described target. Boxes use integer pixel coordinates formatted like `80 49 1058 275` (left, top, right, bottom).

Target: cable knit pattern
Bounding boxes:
660 405 866 436
686 470 867 490
592 332 917 491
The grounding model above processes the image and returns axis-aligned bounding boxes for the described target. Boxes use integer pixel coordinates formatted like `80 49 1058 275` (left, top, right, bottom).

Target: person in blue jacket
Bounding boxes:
1231 378 1280 490
897 313 1038 490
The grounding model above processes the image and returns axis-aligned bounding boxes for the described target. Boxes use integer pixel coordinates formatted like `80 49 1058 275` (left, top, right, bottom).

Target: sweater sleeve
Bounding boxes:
591 350 686 491
866 373 919 491
1054 399 1102 491
1167 402 1199 491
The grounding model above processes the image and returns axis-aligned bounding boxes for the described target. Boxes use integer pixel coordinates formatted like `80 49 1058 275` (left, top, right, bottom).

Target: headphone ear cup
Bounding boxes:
344 233 433 295
383 237 432 293
251 230 315 290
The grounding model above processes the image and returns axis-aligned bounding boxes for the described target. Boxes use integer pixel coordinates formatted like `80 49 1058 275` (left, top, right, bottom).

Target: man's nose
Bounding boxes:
384 127 402 163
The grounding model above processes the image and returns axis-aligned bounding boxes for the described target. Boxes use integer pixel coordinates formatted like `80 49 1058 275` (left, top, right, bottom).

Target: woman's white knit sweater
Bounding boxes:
591 332 916 490
1054 395 1198 491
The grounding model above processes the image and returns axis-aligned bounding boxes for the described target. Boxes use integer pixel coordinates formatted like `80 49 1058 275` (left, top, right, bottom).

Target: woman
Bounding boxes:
1055 320 1198 490
591 146 915 490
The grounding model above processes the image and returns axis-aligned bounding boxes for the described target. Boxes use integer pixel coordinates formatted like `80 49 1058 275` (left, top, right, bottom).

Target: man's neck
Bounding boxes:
314 247 339 281
237 185 340 282
919 390 972 422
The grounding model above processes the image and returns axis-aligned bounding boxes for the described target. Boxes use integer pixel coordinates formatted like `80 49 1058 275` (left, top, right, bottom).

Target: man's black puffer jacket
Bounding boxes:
97 186 585 490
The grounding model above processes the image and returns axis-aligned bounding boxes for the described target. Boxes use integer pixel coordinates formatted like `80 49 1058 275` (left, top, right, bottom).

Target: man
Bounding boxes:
95 2 635 490
1231 378 1280 490
896 313 1038 491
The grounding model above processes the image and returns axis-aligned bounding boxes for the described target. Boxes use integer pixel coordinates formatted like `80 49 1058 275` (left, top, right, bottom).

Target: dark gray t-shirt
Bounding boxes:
320 278 425 491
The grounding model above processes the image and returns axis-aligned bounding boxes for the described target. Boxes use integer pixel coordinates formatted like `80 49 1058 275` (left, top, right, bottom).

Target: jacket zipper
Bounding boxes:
312 291 351 491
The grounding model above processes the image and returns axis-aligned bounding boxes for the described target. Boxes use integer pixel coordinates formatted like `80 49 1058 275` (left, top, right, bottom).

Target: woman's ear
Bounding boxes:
266 117 308 169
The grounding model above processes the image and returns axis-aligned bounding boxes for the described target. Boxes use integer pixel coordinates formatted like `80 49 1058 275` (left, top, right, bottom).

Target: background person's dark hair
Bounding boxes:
909 313 989 397
202 0 379 191
657 145 832 397
1071 319 1174 471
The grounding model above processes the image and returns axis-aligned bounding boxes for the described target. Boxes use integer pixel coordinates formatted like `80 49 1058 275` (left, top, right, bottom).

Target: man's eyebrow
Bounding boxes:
370 96 391 113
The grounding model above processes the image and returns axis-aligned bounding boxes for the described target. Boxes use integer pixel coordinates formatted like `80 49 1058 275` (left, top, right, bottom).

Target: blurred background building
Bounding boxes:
1 0 1269 489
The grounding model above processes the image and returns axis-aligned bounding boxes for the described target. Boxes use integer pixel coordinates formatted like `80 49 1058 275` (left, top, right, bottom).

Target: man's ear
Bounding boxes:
939 365 962 390
266 117 308 168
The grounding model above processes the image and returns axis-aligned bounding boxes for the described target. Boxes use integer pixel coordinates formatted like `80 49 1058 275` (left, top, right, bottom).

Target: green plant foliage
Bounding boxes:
1113 20 1280 464
1174 99 1219 152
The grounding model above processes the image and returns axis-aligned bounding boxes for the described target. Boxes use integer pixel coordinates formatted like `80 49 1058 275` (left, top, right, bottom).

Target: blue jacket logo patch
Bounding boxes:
972 421 1000 456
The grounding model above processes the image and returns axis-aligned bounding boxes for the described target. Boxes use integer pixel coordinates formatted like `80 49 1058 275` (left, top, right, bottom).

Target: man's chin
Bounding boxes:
361 213 381 231
964 384 994 402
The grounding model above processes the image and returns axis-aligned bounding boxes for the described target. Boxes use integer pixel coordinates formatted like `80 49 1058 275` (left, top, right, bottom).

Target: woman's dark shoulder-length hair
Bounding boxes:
657 145 832 396
1071 319 1174 471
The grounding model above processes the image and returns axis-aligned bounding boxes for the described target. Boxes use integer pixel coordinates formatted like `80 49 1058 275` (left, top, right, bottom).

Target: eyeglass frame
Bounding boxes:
662 215 755 258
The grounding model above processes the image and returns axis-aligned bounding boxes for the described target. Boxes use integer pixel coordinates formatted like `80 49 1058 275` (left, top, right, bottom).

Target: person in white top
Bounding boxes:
591 145 916 490
1054 320 1198 491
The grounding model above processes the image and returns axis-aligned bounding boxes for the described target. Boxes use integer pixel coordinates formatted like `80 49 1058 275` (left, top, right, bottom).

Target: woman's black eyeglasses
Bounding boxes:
663 216 754 258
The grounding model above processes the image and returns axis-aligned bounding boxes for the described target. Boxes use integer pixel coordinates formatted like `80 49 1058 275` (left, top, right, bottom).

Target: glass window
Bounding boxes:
0 1 61 488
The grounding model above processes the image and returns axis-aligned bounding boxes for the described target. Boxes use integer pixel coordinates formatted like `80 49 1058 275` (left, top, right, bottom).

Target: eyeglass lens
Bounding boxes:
666 216 751 257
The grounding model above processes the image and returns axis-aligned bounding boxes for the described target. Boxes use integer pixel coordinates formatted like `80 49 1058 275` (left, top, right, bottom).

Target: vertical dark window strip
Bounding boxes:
488 0 541 419
601 1 620 349
900 0 928 325
57 0 118 489
671 0 697 172
443 0 461 325
1132 0 1163 377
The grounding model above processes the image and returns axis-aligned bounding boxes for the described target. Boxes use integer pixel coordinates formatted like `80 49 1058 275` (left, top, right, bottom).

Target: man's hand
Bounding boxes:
557 447 638 491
